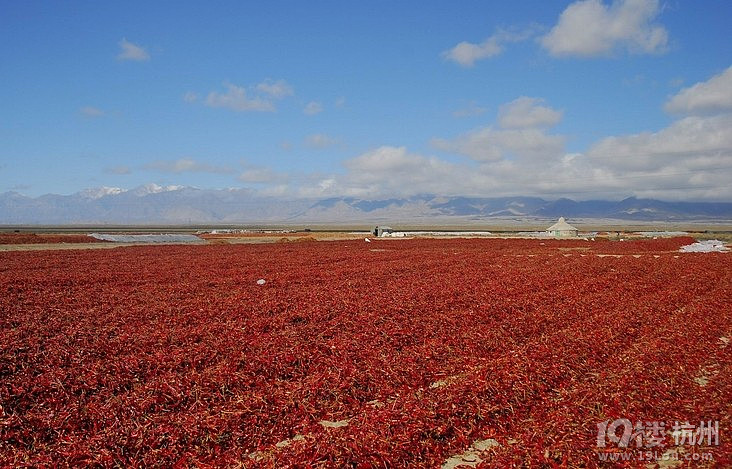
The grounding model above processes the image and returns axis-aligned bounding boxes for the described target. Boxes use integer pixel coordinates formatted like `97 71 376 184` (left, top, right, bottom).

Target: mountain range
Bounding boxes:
2 184 731 225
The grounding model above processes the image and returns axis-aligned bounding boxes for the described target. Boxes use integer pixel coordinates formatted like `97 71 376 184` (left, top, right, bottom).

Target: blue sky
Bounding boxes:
1 0 731 200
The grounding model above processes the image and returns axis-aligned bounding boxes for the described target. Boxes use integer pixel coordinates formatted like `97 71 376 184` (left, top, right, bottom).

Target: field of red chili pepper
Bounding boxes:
1 237 730 467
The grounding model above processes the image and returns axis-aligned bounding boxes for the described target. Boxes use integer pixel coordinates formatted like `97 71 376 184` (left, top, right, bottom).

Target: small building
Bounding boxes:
546 217 578 237
373 226 393 237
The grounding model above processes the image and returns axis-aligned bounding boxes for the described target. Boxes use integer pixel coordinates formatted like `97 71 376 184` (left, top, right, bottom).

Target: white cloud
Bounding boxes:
145 158 233 174
498 97 563 129
568 66 732 200
80 106 105 117
344 146 424 173
293 146 568 199
200 80 294 112
239 167 281 183
183 91 198 103
433 97 565 161
443 27 538 67
304 101 324 115
236 128 732 200
225 69 732 201
256 79 294 98
308 146 474 198
117 38 150 61
541 0 668 57
305 133 338 148
559 92 732 200
586 115 732 170
335 97 346 108
452 101 487 118
442 40 501 67
205 83 275 112
665 66 732 115
432 127 565 162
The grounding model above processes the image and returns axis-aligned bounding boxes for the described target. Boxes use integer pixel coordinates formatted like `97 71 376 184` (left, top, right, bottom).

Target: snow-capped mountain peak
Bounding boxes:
79 186 126 199
131 183 187 196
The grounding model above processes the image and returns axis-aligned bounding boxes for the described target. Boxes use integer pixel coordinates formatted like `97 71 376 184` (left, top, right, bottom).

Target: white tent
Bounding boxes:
546 217 578 237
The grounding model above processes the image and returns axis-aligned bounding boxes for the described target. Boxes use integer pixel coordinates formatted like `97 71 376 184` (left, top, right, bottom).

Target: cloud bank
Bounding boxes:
237 68 731 202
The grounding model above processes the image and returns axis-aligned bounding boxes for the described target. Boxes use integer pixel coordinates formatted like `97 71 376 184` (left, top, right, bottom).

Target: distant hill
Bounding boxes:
1 185 731 224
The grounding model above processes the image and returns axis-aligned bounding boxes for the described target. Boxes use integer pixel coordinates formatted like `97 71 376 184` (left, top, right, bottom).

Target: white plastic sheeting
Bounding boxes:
679 240 730 253
90 233 203 243
383 231 492 237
